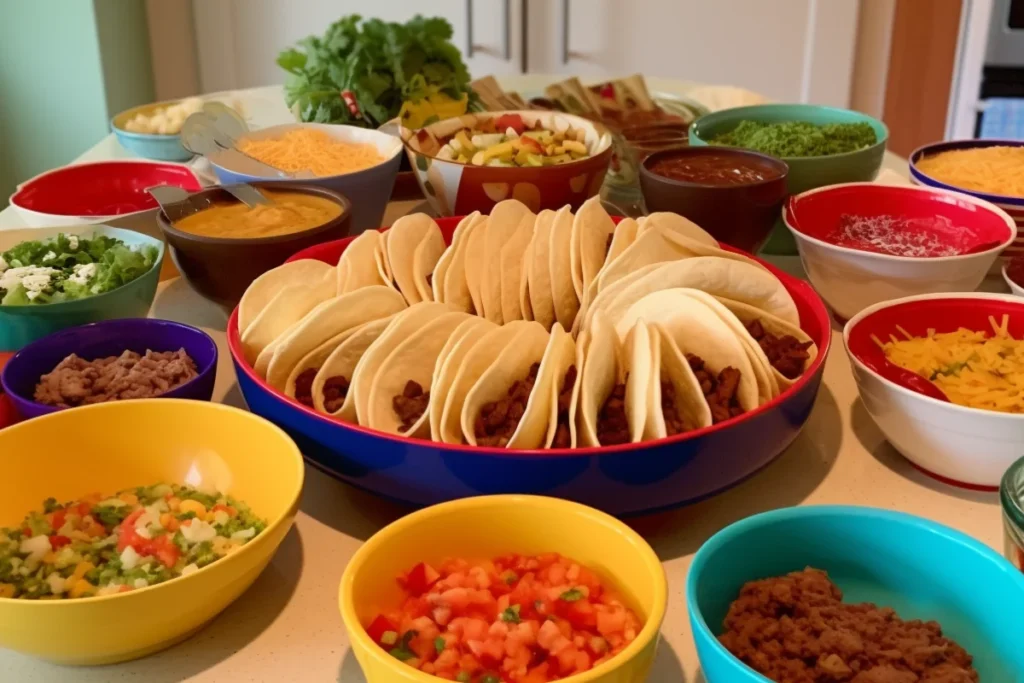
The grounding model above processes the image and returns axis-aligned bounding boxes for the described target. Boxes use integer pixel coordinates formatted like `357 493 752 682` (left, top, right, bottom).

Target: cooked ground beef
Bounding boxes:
294 368 318 407
687 354 743 423
322 375 350 413
34 349 198 408
720 568 979 683
425 273 433 288
660 378 687 436
746 319 813 380
393 380 429 432
551 365 578 449
596 376 630 446
605 232 614 255
475 363 541 447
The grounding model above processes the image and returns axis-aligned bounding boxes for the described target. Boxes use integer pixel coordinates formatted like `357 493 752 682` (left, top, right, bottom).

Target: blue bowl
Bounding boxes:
1 318 218 420
210 123 403 234
687 506 1024 682
225 217 832 516
111 102 194 162
0 226 164 352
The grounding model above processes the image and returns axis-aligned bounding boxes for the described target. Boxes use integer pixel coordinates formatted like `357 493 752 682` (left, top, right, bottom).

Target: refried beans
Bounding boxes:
719 568 979 683
33 349 198 408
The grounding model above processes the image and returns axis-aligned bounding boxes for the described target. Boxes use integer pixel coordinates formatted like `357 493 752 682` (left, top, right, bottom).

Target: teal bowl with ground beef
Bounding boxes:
0 225 164 352
689 104 888 254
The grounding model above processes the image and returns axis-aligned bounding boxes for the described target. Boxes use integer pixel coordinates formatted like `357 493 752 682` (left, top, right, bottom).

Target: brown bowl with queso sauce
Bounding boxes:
157 183 351 310
640 147 788 253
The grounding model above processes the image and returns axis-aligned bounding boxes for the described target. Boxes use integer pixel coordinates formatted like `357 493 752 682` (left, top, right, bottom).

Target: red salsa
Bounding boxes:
646 151 782 186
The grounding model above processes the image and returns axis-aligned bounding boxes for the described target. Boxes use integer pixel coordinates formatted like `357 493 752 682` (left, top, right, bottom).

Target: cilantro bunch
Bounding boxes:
277 15 476 128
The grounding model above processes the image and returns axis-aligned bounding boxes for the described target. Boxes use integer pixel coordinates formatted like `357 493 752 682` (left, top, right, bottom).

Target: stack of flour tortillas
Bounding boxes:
238 197 818 449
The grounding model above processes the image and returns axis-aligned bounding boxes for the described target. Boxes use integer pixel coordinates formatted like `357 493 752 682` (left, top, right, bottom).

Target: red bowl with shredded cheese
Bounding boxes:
784 182 1017 320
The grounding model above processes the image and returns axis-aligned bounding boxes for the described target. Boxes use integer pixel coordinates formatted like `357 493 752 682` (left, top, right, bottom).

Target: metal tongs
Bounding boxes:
179 102 316 182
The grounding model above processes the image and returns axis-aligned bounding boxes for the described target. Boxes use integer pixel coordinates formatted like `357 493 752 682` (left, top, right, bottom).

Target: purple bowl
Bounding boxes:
1 318 218 420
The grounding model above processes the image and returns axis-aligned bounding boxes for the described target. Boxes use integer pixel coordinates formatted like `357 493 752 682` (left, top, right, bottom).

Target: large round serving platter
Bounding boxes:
227 216 830 515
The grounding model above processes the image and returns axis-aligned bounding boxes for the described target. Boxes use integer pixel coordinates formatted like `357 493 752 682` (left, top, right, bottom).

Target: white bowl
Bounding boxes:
784 182 1017 321
844 292 1024 488
1003 264 1024 297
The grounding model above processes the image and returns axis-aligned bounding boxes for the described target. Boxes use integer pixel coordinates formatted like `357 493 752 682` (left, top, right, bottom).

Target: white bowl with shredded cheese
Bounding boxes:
785 182 1017 321
844 292 1024 489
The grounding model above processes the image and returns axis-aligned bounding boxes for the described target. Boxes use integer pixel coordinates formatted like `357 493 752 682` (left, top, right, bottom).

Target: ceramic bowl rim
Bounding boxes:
0 226 164 311
909 139 1024 207
1002 264 1024 296
339 494 668 683
685 504 1024 682
783 181 1018 264
689 103 890 162
0 318 219 414
639 146 790 191
156 182 354 247
225 220 832 457
0 399 305 606
843 291 1024 421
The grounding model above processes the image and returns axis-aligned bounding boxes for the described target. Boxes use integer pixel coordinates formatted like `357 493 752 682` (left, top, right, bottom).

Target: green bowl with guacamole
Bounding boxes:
690 103 888 254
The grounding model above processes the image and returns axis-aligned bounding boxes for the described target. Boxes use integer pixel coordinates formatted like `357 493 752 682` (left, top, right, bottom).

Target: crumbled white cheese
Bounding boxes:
120 545 140 570
46 573 66 594
68 262 97 286
42 251 56 262
180 519 217 544
230 527 256 541
68 235 79 250
181 563 199 577
0 266 56 296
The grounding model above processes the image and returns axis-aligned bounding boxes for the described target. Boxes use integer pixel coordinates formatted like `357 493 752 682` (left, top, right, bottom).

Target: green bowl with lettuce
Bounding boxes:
0 226 163 351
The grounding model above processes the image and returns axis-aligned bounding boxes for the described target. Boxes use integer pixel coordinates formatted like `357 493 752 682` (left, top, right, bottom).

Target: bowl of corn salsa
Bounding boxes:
0 399 303 665
339 495 666 683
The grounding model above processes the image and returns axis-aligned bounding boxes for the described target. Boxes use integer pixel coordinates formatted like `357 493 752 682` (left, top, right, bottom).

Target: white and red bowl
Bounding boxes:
785 182 1016 321
844 292 1024 490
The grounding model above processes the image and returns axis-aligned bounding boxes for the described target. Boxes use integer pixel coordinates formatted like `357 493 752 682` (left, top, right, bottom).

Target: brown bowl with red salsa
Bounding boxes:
639 147 789 253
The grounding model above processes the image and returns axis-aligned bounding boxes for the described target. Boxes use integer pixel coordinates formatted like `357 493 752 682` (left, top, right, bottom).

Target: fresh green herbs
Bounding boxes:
500 604 521 623
560 588 584 602
389 629 418 661
710 120 877 158
434 636 446 654
277 15 477 127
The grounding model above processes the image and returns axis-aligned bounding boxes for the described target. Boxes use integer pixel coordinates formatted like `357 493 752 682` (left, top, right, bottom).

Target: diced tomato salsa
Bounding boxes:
365 553 644 682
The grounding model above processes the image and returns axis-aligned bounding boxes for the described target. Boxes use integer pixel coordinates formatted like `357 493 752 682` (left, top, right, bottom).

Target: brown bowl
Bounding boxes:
157 183 351 310
639 147 788 253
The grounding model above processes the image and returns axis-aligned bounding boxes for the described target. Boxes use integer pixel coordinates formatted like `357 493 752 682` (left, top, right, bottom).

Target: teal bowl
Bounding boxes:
687 506 1024 682
0 226 164 351
690 104 888 254
111 102 193 162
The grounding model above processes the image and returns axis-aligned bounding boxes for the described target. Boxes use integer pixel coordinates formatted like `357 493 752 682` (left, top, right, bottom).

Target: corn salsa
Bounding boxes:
0 484 266 600
365 553 644 682
437 114 592 168
173 189 342 239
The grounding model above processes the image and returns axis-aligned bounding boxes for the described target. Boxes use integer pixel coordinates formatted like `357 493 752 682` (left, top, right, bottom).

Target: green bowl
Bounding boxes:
689 103 889 254
0 225 164 351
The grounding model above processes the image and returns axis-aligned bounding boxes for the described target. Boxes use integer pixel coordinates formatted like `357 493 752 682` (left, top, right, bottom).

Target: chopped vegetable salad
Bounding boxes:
0 484 265 600
438 114 592 168
365 553 644 682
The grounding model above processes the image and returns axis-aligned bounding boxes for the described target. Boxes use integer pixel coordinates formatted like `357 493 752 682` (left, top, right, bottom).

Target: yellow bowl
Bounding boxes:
0 400 304 665
339 495 667 682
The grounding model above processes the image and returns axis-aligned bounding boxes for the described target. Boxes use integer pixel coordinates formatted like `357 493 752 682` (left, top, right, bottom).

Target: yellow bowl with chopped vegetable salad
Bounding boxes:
0 399 303 665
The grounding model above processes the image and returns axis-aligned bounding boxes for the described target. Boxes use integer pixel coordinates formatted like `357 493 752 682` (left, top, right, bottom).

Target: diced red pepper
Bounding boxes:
518 136 544 154
401 562 440 596
49 535 71 550
116 508 180 568
365 614 398 645
49 509 67 532
495 113 526 135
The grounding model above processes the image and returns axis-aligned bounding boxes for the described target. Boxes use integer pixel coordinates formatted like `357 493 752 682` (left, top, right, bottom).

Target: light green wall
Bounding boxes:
0 0 154 206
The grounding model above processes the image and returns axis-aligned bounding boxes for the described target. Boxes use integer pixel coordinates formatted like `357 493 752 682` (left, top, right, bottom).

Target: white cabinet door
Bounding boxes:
525 0 860 107
192 0 523 93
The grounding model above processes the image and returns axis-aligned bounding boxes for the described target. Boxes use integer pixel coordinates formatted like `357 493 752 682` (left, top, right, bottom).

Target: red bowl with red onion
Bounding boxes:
784 182 1017 320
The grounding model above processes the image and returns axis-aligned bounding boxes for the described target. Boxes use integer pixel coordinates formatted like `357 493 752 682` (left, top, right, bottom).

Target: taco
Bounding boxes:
646 322 713 438
374 230 396 291
461 321 554 449
714 297 817 388
569 196 616 301
548 205 578 330
387 214 444 305
526 210 557 329
365 311 475 437
264 286 408 391
309 315 398 420
434 211 482 309
241 277 336 365
336 231 387 295
577 312 638 447
499 211 535 323
623 320 653 443
481 200 535 323
541 324 579 448
462 216 489 317
428 317 499 440
238 259 333 337
606 217 639 265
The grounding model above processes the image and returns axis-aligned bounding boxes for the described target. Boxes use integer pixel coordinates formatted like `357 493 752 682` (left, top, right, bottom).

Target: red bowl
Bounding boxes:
10 161 202 221
226 217 832 514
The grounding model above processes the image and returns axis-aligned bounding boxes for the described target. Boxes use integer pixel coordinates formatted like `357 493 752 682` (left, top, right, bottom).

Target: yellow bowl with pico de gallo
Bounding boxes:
339 495 667 683
0 399 303 665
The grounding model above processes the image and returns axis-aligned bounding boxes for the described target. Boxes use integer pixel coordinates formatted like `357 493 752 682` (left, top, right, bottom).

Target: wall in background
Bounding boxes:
850 0 897 118
146 0 201 100
0 0 155 207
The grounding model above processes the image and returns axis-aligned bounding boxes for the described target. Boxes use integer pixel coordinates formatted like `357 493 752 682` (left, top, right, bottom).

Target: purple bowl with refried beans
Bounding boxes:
0 318 217 420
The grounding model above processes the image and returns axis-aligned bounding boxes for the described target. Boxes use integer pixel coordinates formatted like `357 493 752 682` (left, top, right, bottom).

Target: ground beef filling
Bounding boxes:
294 368 319 407
660 378 687 436
425 273 433 288
596 376 629 446
746 319 812 380
393 380 429 432
687 354 743 424
605 232 614 256
551 365 578 449
33 349 198 408
475 363 541 447
720 568 979 683
322 375 350 413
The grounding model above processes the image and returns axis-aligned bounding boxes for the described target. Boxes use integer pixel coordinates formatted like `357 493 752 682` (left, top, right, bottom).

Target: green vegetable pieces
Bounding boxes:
710 120 877 158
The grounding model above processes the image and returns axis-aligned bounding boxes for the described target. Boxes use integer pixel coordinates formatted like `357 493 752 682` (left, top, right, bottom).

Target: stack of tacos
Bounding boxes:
238 197 818 449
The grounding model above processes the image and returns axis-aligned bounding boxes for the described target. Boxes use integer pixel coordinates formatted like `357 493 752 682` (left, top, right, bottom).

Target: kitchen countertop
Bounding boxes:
0 82 1010 682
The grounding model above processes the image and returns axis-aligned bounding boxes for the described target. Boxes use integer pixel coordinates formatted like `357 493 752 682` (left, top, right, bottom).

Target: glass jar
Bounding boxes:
1000 455 1024 573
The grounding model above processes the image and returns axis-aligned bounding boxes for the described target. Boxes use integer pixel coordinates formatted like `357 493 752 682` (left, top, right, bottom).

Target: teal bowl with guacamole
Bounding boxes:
0 225 164 351
690 103 888 254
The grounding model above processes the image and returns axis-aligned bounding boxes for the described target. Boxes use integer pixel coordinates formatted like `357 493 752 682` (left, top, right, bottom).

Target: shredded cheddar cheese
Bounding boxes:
237 129 384 177
873 314 1024 413
915 146 1024 199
